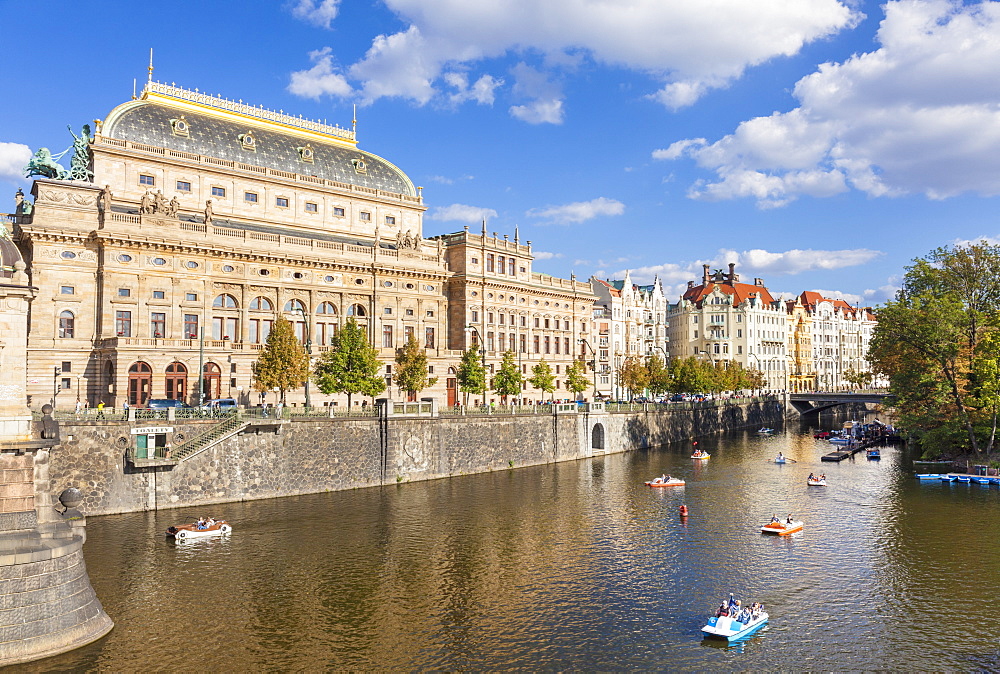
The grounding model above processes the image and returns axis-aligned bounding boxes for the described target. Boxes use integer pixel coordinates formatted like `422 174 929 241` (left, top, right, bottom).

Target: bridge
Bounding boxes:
788 391 894 415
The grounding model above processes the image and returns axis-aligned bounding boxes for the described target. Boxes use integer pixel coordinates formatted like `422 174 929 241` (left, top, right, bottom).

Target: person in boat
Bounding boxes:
728 593 739 611
820 474 826 481
716 602 729 617
786 514 793 524
777 452 784 461
196 517 207 530
808 472 815 481
770 514 780 523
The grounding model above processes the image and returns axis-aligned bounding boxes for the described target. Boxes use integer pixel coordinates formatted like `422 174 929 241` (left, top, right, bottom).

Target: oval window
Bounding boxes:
405 283 414 290
118 254 132 263
259 269 270 276
325 275 334 282
355 279 364 285
61 251 76 259
471 291 478 297
152 257 166 266
222 265 234 272
293 272 304 280
424 284 434 291
383 281 393 288
186 261 198 269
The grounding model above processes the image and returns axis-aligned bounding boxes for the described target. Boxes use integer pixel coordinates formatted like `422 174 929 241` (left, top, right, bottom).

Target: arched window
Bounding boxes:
315 302 339 346
58 310 75 338
249 297 273 311
165 362 187 401
316 302 337 315
348 304 366 317
213 294 238 309
128 361 153 407
284 299 306 313
202 362 222 400
592 423 605 450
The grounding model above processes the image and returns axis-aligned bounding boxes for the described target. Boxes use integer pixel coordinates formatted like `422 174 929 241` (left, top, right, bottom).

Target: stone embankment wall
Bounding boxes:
50 399 789 517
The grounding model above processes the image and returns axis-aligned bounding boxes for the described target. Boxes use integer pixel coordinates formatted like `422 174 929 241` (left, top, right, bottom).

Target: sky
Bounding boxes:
2 0 1000 307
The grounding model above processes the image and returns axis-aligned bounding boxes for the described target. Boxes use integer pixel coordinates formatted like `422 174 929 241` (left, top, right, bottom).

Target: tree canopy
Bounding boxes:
492 351 523 402
457 344 487 404
313 317 385 408
253 316 309 402
393 333 438 399
565 358 591 398
529 359 556 400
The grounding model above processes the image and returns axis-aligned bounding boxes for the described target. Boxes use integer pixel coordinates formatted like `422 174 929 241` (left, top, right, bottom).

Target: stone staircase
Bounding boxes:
170 413 249 461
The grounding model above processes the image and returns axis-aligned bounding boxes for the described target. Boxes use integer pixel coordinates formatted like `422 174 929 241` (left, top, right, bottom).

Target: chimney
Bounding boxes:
755 278 764 286
687 280 694 289
728 262 736 282
702 264 710 283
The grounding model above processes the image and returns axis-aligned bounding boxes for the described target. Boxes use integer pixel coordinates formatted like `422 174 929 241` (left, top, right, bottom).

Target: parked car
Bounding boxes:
201 398 239 412
147 398 190 409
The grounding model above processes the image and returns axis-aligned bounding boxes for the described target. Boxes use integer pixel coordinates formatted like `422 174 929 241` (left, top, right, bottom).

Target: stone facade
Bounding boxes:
47 401 788 517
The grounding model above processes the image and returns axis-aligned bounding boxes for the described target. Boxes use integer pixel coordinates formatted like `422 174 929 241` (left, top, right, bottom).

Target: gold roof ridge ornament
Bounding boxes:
140 80 357 146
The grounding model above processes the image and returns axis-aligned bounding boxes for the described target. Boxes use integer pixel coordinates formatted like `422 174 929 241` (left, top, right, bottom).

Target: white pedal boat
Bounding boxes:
807 477 827 486
166 520 232 540
702 611 769 641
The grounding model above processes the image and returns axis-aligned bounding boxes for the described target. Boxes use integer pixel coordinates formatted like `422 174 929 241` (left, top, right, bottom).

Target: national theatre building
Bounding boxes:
10 80 596 410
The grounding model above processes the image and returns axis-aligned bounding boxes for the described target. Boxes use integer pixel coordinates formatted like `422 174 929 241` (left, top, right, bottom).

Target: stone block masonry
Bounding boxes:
48 399 791 517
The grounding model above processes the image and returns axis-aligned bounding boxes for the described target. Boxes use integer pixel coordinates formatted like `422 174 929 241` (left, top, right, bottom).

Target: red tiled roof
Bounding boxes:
683 281 776 307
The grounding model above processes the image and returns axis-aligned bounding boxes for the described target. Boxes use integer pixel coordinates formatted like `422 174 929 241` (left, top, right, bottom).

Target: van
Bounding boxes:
202 398 238 412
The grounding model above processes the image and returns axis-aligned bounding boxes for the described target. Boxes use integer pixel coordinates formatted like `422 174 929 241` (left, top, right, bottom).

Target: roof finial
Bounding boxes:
481 218 487 236
352 104 357 135
514 225 519 243
148 48 154 83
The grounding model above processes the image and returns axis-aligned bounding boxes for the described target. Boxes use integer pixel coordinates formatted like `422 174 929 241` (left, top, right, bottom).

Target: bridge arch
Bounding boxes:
591 423 605 450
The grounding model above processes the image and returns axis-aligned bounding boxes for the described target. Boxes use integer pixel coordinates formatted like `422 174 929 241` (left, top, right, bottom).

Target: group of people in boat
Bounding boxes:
769 513 794 525
194 516 218 530
652 474 674 484
692 449 707 458
807 472 827 482
715 593 764 623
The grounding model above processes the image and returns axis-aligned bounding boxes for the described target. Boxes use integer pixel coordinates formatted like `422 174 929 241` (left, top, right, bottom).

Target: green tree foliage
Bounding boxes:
313 317 385 408
869 241 1000 457
618 357 650 400
646 354 670 396
492 351 523 402
529 359 555 400
842 367 871 390
393 333 438 398
456 344 487 404
252 316 309 402
565 358 591 398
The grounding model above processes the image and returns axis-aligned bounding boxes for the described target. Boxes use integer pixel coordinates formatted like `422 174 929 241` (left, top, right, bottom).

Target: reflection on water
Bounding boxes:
17 414 1000 671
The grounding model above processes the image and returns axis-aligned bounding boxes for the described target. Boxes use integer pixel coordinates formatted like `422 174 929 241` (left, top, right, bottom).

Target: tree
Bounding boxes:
253 316 309 403
565 358 591 399
393 333 438 400
646 354 670 397
842 367 871 391
492 351 523 402
314 317 385 408
457 344 487 405
618 357 650 400
529 359 556 400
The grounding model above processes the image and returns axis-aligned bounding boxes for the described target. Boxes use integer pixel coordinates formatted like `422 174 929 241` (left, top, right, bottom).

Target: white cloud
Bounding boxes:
428 203 498 223
0 142 31 183
427 174 474 185
508 63 564 124
289 0 341 28
445 72 503 105
533 251 562 260
663 0 1000 205
289 0 857 112
288 48 353 99
527 197 625 224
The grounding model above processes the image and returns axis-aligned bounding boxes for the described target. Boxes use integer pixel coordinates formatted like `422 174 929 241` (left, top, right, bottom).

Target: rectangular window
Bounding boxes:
520 267 527 273
426 310 434 317
498 256 505 273
276 197 289 208
405 309 414 316
360 211 371 221
544 336 551 354
212 316 239 341
384 307 392 315
176 180 191 192
509 259 515 275
60 286 74 295
534 317 540 328
61 361 72 373
385 215 396 225
153 290 165 300
563 320 569 331
486 254 494 272
118 288 130 297
404 326 415 343
544 319 550 329
554 338 560 354
499 314 505 326
488 312 494 324
471 257 478 265
151 312 165 338
471 310 479 323
183 314 198 339
382 325 393 348
186 293 198 301
487 332 495 351
565 337 570 354
425 327 435 349
533 335 540 353
58 313 74 338
333 206 345 217
250 318 272 344
211 186 226 198
115 310 132 337
244 192 258 203
61 378 71 390
139 174 155 186
305 202 318 213
737 329 743 338
521 317 526 327
520 335 526 353
499 333 506 352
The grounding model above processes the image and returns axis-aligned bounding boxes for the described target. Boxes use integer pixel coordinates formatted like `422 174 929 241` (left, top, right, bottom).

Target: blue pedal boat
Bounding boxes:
702 612 769 641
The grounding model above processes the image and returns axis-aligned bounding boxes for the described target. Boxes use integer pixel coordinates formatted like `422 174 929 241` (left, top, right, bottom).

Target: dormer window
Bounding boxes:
239 131 256 151
352 156 368 174
298 145 314 163
170 116 190 137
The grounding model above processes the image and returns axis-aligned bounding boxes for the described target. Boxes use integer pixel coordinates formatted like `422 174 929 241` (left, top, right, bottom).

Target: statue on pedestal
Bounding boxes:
139 191 153 215
203 199 213 225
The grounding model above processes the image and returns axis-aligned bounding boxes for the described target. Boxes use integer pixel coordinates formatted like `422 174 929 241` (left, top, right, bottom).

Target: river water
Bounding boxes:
19 414 1000 672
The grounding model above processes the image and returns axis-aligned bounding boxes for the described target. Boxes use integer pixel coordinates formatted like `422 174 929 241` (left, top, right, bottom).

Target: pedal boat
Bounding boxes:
691 452 710 460
702 611 769 641
774 457 787 464
166 520 232 540
761 520 803 535
644 477 686 487
915 473 943 480
807 477 827 486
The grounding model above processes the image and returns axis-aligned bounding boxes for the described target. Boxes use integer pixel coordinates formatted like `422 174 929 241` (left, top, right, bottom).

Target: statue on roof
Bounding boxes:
140 191 154 215
24 147 70 180
166 195 180 217
66 124 94 182
203 199 213 225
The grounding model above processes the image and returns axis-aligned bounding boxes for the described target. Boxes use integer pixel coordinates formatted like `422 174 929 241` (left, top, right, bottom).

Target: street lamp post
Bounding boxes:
578 338 598 401
293 307 313 409
52 366 61 408
747 351 762 395
464 325 487 404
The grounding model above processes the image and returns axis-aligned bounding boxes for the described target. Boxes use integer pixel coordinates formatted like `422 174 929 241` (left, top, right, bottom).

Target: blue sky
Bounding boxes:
2 0 999 306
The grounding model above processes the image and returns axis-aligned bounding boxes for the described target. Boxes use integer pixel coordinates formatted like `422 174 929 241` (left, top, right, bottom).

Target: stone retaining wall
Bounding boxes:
49 400 790 516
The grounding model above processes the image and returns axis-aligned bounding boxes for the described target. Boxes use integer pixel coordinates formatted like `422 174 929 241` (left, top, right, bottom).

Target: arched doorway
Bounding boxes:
591 423 605 450
203 362 222 401
446 367 457 407
127 361 152 407
165 362 187 401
